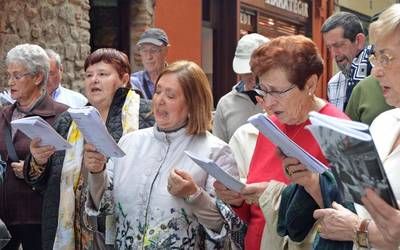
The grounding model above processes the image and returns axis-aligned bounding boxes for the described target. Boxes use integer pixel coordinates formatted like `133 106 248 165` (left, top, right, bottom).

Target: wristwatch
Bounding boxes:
184 186 203 204
355 219 371 249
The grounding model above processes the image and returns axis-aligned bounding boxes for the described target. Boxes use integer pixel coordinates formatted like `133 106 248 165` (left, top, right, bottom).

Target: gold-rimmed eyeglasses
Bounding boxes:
369 52 395 67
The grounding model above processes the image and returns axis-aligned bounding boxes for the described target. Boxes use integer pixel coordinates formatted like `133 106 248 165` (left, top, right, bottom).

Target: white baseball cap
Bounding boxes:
232 33 269 74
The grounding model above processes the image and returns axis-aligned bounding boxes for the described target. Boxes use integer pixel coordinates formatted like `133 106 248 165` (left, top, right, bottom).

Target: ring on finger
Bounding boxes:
285 166 293 177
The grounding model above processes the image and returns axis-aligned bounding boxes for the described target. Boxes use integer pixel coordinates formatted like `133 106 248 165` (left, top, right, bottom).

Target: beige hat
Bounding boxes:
232 33 269 74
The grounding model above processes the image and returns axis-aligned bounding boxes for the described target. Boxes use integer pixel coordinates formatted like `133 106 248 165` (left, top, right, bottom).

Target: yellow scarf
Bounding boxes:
53 90 140 249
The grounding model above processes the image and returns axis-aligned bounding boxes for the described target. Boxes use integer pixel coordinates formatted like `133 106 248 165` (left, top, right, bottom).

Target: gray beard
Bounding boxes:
338 64 352 78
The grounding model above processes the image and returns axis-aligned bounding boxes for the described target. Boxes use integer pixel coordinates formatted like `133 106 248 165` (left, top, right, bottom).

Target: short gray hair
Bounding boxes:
321 12 364 42
45 49 62 69
6 43 50 89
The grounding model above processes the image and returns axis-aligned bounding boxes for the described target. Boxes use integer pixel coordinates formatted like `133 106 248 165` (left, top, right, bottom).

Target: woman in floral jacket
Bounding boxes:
85 60 245 249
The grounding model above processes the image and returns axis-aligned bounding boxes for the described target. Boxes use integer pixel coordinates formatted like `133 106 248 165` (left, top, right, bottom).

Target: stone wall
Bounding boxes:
0 0 91 92
130 0 155 72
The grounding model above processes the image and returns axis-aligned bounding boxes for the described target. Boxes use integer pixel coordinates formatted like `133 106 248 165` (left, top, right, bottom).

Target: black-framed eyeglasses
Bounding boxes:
255 84 297 99
6 72 33 81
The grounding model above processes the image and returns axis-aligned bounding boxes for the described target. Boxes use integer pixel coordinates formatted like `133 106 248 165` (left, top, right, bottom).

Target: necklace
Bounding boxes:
289 121 308 141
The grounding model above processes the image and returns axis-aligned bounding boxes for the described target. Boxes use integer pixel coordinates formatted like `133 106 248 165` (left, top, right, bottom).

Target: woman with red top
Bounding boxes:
214 35 349 250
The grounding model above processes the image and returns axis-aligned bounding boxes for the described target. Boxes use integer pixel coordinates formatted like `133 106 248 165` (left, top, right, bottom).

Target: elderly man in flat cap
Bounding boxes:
131 28 169 99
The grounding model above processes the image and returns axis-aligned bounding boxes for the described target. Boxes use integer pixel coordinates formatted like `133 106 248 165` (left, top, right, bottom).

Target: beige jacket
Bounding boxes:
259 181 318 250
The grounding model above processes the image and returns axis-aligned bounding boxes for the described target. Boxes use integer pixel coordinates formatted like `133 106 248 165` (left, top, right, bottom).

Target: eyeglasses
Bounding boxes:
255 84 297 99
369 52 395 67
138 46 163 55
7 72 33 81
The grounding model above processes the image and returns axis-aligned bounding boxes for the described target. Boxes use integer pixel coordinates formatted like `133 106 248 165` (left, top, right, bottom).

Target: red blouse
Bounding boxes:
233 103 348 250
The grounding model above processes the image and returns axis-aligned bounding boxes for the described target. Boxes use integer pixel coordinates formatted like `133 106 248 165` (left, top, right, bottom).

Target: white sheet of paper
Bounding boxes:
184 150 244 193
0 90 15 105
11 116 72 150
248 113 327 174
68 106 125 158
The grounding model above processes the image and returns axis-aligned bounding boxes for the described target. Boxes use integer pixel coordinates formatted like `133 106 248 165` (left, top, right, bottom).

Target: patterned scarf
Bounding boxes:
53 90 140 249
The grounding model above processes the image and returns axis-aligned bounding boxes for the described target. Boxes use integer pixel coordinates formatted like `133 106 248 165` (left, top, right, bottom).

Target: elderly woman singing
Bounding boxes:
214 35 349 250
85 60 242 249
25 48 154 250
0 44 68 250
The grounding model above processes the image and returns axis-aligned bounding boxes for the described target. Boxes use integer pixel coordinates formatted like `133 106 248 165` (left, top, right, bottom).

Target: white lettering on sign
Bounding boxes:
240 12 252 26
265 0 309 18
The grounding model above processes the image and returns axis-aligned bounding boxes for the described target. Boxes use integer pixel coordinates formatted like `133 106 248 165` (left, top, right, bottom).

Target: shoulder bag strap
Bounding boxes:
3 122 18 162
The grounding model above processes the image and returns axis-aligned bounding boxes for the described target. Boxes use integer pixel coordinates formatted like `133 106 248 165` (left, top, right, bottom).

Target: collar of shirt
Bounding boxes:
51 85 62 99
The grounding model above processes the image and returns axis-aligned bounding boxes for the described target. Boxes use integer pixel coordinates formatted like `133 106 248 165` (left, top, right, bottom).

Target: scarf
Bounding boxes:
278 171 356 250
53 90 140 249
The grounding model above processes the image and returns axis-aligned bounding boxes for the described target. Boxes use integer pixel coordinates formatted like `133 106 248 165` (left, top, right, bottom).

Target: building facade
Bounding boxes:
0 0 397 103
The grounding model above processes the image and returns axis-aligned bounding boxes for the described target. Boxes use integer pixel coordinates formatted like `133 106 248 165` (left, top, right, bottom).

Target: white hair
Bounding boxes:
369 4 400 44
45 49 62 69
5 43 50 89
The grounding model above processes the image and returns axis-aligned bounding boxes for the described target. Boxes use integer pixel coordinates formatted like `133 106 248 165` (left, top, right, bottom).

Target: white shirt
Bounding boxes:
51 85 87 108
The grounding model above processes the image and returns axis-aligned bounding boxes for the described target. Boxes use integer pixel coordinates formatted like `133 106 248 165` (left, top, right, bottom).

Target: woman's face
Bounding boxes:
153 73 189 131
7 63 42 106
372 34 400 107
258 68 313 125
84 61 126 110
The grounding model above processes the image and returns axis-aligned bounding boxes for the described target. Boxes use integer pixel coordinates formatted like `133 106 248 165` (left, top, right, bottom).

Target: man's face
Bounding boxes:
46 58 62 95
323 27 361 76
138 43 168 74
239 73 257 90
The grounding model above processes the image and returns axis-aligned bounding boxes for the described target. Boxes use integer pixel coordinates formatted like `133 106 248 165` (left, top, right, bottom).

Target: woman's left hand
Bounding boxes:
167 169 198 198
282 156 323 206
362 188 400 247
11 160 24 179
313 201 360 241
282 157 318 188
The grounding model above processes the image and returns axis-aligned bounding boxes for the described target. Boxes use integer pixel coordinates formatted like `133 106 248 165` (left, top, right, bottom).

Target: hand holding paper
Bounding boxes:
11 116 71 150
248 113 328 174
68 106 125 158
30 138 56 165
184 150 244 193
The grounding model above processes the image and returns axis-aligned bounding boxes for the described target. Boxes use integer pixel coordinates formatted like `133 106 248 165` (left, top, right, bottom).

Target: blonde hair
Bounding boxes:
155 60 213 135
369 4 400 43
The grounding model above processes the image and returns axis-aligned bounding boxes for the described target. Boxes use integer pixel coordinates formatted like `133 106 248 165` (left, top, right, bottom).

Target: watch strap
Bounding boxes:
356 219 371 249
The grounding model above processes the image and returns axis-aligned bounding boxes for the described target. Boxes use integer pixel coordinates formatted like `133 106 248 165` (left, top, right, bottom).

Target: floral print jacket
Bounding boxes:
87 126 246 249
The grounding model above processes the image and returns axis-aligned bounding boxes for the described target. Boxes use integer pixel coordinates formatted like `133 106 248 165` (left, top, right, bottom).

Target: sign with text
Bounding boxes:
265 0 309 18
